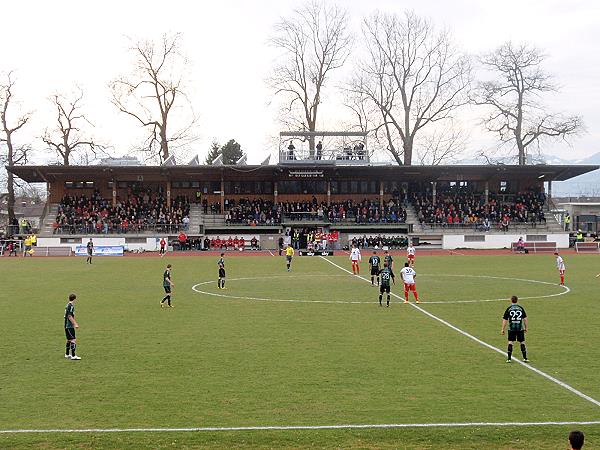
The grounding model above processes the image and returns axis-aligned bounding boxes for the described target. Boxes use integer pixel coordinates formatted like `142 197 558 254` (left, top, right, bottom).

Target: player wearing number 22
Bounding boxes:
501 295 529 363
400 262 419 304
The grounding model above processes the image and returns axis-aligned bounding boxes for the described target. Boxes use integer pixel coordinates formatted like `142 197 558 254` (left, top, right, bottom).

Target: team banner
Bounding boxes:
75 245 124 257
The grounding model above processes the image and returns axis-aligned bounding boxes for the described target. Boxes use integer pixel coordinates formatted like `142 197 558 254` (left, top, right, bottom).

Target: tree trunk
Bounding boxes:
63 152 70 166
160 128 169 162
7 170 15 223
6 137 15 223
403 137 413 165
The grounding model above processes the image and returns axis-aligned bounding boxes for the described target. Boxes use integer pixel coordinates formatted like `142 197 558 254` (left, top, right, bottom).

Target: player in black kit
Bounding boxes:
217 253 226 289
86 238 94 264
501 295 529 363
378 262 395 307
369 251 381 286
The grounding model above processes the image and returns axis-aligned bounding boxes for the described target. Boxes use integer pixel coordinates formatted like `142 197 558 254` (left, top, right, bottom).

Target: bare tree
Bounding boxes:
41 88 104 165
110 33 197 163
415 123 468 165
476 42 583 165
268 0 352 156
348 11 471 165
0 72 31 225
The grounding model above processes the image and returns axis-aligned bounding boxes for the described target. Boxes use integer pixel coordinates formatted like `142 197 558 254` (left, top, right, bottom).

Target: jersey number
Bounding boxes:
509 310 522 321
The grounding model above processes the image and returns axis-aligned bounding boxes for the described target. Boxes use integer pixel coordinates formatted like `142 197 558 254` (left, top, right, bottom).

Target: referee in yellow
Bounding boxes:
285 244 294 272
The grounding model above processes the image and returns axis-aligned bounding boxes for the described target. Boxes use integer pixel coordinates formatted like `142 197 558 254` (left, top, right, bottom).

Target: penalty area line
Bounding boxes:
319 256 600 409
2 421 600 434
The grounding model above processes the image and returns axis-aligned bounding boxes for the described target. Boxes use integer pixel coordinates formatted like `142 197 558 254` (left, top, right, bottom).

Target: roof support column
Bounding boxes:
379 181 384 209
220 173 225 213
274 181 278 205
166 181 171 211
327 180 331 206
112 179 117 208
547 180 552 201
432 181 437 205
485 181 489 205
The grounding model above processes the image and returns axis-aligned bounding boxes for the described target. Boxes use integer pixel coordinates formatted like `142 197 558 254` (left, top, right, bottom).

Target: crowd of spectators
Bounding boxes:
54 189 190 234
412 188 546 231
202 197 406 225
225 198 281 225
280 197 406 224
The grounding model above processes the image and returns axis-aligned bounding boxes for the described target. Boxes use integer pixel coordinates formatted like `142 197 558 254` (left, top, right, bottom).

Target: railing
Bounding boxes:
279 146 369 163
546 197 565 230
418 220 549 232
52 223 189 235
282 212 407 224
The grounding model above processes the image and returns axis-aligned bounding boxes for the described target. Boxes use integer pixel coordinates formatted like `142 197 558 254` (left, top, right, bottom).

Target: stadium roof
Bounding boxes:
6 163 598 183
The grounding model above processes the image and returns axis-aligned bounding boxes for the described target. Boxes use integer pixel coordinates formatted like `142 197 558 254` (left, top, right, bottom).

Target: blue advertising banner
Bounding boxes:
75 245 124 256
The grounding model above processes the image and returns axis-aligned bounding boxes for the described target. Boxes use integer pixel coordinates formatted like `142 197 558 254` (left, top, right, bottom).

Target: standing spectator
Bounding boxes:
178 231 188 251
287 141 296 160
159 237 166 257
316 141 323 160
23 235 33 257
564 213 571 231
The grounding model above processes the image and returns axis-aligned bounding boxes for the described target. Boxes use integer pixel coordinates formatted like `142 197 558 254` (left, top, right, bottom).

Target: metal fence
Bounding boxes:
419 220 549 233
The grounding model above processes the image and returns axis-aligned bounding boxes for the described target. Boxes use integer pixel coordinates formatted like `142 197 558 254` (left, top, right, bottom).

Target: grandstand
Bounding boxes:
6 162 598 253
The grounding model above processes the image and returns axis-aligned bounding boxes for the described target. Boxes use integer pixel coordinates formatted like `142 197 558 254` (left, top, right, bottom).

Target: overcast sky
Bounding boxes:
1 0 599 165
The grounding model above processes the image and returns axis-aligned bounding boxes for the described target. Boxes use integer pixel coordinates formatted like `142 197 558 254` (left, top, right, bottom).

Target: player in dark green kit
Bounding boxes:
369 251 381 286
217 253 226 289
383 250 394 270
86 238 93 264
501 295 529 363
160 264 175 308
378 262 395 307
64 293 81 360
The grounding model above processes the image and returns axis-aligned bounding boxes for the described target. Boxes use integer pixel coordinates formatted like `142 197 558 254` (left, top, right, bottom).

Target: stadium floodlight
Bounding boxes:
211 153 223 166
187 155 200 166
236 155 247 165
162 155 176 166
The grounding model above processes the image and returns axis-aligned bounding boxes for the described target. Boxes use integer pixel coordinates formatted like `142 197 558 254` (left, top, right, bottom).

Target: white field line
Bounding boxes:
2 421 600 434
192 274 569 305
319 256 600 409
268 250 275 257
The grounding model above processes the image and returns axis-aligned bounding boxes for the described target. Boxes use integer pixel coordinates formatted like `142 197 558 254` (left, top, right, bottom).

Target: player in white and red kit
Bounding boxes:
350 245 362 275
400 262 419 303
407 243 416 267
554 252 566 285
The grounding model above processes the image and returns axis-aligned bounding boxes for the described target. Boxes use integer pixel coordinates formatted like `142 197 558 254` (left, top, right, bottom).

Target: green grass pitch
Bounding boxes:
1 252 600 449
